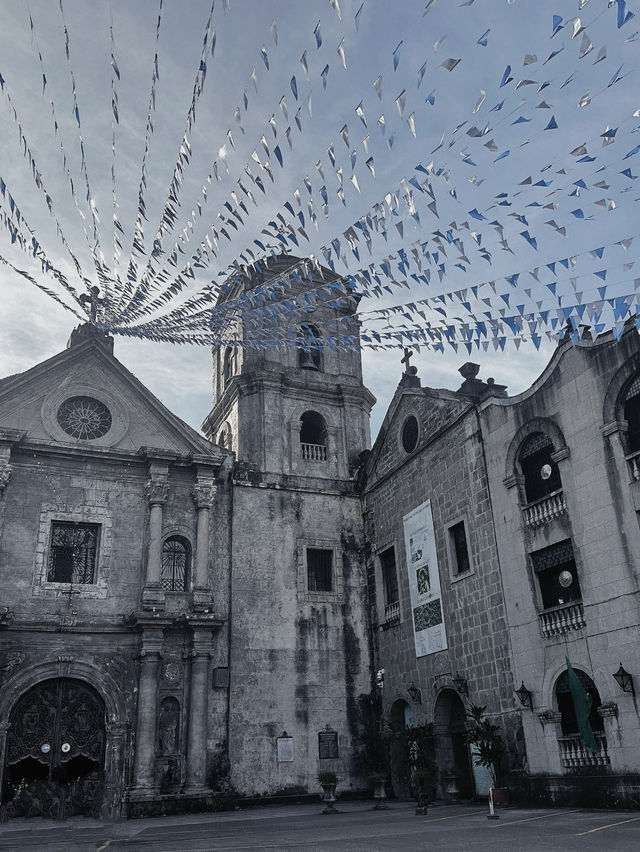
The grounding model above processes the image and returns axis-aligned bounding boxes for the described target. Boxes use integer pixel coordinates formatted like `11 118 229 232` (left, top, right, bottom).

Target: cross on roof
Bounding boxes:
79 286 105 323
401 347 414 374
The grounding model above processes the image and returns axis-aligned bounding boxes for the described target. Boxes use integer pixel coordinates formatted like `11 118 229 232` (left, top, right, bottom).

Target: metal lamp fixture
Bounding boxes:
452 672 468 697
612 663 635 695
515 682 533 710
407 682 422 704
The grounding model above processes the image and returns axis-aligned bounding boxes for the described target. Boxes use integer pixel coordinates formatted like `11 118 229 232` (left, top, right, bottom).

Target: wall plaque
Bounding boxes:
318 728 338 760
277 735 294 762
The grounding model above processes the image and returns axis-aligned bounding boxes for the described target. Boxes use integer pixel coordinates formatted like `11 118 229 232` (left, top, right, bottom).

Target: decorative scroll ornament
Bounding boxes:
145 478 169 505
0 463 12 492
192 482 217 509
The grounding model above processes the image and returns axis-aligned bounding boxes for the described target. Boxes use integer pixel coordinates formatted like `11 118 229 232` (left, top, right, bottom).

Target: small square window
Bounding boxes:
449 522 470 576
307 548 333 592
48 521 99 584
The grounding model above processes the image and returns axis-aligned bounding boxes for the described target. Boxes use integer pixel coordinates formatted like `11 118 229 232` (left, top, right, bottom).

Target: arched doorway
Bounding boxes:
2 678 106 818
388 698 416 799
433 689 473 799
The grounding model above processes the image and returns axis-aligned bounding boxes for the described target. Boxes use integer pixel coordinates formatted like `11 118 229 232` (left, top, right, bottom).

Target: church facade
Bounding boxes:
1 264 639 819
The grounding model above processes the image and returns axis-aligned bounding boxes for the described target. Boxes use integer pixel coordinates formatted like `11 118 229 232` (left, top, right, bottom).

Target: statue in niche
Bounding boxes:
158 698 180 754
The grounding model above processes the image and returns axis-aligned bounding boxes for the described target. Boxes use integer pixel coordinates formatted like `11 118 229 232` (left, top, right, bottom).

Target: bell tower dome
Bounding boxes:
201 255 375 480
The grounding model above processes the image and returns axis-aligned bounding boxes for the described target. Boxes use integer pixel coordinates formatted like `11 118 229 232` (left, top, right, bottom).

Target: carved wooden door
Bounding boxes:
4 678 105 818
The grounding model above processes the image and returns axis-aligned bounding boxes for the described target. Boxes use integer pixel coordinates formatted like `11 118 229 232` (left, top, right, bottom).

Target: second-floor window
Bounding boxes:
519 432 562 503
48 521 99 584
531 539 581 610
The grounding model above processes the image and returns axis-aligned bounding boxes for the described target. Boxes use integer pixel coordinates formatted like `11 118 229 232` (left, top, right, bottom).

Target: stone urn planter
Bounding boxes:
318 771 338 815
368 774 388 810
441 772 460 804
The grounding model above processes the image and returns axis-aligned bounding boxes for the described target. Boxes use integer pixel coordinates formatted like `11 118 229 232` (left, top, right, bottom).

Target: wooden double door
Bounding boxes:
3 678 105 819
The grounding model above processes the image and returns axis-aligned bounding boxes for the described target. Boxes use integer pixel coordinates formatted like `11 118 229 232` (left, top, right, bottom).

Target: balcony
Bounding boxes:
522 490 567 528
538 601 586 638
301 442 327 461
558 733 610 769
626 449 640 482
383 600 400 625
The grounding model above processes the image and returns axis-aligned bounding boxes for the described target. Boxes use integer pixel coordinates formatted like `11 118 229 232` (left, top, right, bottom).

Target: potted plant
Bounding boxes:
317 771 338 814
403 722 437 815
465 705 508 806
356 692 391 808
367 771 388 809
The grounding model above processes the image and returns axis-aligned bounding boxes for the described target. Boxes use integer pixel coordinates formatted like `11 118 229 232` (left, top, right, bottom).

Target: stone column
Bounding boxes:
0 721 10 813
185 629 212 793
131 629 163 793
142 471 169 611
102 720 129 819
191 482 216 610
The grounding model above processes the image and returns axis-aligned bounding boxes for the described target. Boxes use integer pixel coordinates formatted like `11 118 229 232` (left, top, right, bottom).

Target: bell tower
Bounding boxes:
201 255 375 480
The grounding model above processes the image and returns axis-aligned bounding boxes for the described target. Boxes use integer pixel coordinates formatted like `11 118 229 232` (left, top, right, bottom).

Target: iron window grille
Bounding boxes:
48 521 99 584
161 536 191 592
307 547 333 592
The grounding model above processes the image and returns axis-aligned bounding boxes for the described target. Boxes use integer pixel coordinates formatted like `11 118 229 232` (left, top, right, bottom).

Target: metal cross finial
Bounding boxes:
401 347 414 374
79 286 104 323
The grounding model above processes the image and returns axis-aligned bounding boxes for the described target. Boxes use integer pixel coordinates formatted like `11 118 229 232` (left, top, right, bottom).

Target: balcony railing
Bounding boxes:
383 600 400 624
522 490 567 528
558 733 610 768
301 442 327 461
538 601 586 638
626 449 640 482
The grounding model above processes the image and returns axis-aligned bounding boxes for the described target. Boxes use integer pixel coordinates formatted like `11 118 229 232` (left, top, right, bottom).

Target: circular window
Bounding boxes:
401 415 419 453
56 396 112 440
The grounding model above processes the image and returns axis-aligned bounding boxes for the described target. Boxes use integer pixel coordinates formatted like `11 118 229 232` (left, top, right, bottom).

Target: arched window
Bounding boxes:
300 410 327 460
555 669 604 737
298 324 323 371
218 423 232 451
518 432 562 503
161 536 191 592
223 347 235 388
623 374 640 452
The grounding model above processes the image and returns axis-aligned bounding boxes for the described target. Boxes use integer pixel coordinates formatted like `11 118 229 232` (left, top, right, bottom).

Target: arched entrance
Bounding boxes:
388 698 416 799
2 678 106 818
433 689 473 799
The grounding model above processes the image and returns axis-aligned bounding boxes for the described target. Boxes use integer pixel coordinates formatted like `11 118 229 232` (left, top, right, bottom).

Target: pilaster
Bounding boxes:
184 628 213 793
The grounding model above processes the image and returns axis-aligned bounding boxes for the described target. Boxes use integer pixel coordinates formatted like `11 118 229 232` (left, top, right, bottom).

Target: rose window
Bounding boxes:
56 396 112 440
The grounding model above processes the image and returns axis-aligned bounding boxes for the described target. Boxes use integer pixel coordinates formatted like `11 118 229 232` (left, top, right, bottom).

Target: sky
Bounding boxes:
1 0 638 438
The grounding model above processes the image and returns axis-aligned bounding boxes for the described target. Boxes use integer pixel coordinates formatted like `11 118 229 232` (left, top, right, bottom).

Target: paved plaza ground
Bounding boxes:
1 801 639 851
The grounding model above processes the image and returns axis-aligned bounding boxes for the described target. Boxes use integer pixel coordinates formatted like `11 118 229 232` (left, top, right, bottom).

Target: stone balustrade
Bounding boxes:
626 449 640 482
558 733 610 768
522 490 567 528
301 442 327 461
383 600 400 624
538 601 586 638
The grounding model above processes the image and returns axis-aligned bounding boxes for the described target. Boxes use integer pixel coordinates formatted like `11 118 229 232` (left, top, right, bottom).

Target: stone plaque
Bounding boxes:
318 729 338 760
277 736 294 763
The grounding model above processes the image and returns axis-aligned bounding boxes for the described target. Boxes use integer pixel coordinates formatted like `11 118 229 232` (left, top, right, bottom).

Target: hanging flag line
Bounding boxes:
125 2 357 322
0 75 92 291
118 0 217 315
0 253 85 320
109 0 164 313
23 0 99 292
0 179 89 309
102 0 636 330
106 2 125 312
57 0 110 288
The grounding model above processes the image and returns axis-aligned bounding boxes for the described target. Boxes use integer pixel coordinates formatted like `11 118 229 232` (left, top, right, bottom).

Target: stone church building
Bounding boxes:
0 262 639 818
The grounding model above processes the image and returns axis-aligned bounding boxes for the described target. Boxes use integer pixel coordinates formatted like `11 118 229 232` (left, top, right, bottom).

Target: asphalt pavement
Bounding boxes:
0 801 639 851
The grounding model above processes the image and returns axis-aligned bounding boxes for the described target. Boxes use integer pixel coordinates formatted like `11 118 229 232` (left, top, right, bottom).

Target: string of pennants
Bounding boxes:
0 0 639 355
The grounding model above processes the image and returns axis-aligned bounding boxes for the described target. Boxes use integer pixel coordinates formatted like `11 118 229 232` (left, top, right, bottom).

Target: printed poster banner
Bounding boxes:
402 499 447 658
